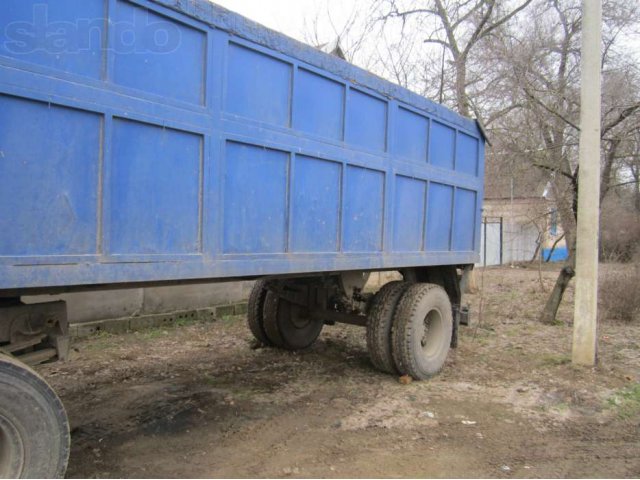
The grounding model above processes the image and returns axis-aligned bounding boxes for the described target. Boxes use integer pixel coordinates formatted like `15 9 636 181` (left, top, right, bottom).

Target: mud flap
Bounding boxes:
450 304 471 348
451 305 460 349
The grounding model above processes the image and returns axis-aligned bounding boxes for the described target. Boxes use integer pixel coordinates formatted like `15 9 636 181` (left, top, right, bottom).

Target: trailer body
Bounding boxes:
0 2 486 476
0 0 484 294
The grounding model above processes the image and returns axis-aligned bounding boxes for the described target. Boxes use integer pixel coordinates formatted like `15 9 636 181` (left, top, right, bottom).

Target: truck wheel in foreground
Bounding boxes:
366 281 411 374
0 354 69 479
263 291 324 350
247 280 273 346
392 283 453 380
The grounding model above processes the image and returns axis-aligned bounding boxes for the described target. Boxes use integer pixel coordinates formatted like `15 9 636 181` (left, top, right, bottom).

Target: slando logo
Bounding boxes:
4 4 182 56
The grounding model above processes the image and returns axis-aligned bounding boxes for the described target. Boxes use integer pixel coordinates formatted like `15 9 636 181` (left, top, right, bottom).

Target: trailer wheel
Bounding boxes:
263 291 323 350
366 281 410 374
247 280 273 346
0 354 69 479
391 283 453 380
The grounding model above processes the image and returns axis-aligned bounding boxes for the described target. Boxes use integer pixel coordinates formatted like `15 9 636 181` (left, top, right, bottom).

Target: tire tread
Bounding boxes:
262 290 286 348
0 355 70 478
366 281 410 374
392 283 451 380
247 280 272 345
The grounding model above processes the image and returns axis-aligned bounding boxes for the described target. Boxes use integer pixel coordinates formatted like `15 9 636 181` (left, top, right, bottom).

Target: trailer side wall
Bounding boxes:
0 0 484 291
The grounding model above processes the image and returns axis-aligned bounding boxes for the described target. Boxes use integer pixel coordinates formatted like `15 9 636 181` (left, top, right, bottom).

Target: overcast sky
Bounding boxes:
211 0 361 44
212 0 640 68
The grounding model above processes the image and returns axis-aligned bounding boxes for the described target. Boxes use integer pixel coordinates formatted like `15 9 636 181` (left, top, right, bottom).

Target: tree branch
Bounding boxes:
601 103 640 137
524 88 580 132
475 0 534 44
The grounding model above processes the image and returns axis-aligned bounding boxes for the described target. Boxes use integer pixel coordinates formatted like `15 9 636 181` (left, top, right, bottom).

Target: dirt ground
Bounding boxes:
40 264 640 479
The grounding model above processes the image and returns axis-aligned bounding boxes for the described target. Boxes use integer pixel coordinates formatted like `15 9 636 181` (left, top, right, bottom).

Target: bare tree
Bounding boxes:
302 1 375 66
305 0 640 324
496 0 640 323
371 0 533 121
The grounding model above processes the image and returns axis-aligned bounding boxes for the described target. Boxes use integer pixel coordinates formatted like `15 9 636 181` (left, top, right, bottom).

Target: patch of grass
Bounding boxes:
174 317 195 328
607 384 640 419
93 329 114 339
540 353 571 367
83 330 116 351
470 336 490 346
139 328 168 340
552 401 570 412
220 314 243 326
503 328 520 337
610 350 626 362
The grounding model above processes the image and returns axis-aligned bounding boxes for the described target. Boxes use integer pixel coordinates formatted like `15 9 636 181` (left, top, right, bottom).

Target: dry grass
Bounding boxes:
599 263 640 322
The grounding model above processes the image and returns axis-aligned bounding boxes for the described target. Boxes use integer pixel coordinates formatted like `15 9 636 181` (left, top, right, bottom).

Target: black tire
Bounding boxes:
391 283 453 380
366 281 411 374
0 354 70 479
247 280 273 345
263 291 323 350
262 291 286 348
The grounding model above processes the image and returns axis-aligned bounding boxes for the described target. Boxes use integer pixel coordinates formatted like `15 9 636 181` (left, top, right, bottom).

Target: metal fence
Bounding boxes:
479 217 540 266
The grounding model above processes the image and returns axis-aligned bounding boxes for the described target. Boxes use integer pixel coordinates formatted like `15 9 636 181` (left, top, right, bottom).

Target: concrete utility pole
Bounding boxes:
572 0 602 366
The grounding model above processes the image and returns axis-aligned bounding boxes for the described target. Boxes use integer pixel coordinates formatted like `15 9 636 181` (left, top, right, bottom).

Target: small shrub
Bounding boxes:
600 195 640 262
599 264 640 322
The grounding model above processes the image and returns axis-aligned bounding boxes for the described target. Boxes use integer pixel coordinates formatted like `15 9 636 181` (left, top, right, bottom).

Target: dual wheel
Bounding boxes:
247 280 324 350
246 279 453 380
367 281 453 380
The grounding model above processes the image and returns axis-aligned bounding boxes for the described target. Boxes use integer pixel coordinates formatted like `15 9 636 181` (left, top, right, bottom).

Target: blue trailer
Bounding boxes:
0 0 485 477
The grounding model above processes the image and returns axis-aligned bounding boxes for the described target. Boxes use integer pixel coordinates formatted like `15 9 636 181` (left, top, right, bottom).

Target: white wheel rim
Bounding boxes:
420 308 445 358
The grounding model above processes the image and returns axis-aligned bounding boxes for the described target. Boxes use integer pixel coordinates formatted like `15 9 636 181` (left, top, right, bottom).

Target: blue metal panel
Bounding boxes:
226 43 292 127
0 0 485 291
223 142 288 254
343 166 384 252
543 246 568 262
452 188 476 251
112 0 207 104
393 176 426 252
430 121 455 170
346 89 387 152
394 107 428 162
0 95 101 256
293 68 344 141
108 119 202 255
0 0 105 79
291 155 341 253
426 183 453 251
155 0 481 135
456 132 479 176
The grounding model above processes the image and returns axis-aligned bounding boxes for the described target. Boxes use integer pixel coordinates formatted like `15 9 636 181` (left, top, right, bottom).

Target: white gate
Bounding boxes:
479 218 502 266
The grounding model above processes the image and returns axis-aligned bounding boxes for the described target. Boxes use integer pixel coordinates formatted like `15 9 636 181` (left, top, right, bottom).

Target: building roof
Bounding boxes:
316 38 347 60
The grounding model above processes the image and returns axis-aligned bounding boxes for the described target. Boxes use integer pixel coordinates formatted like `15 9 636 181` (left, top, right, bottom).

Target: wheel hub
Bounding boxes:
283 302 311 329
420 309 443 357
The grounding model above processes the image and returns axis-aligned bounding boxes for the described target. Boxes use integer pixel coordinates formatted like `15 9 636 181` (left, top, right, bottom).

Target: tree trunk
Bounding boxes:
544 233 566 262
454 59 470 117
537 176 578 323
539 263 575 324
530 236 542 263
